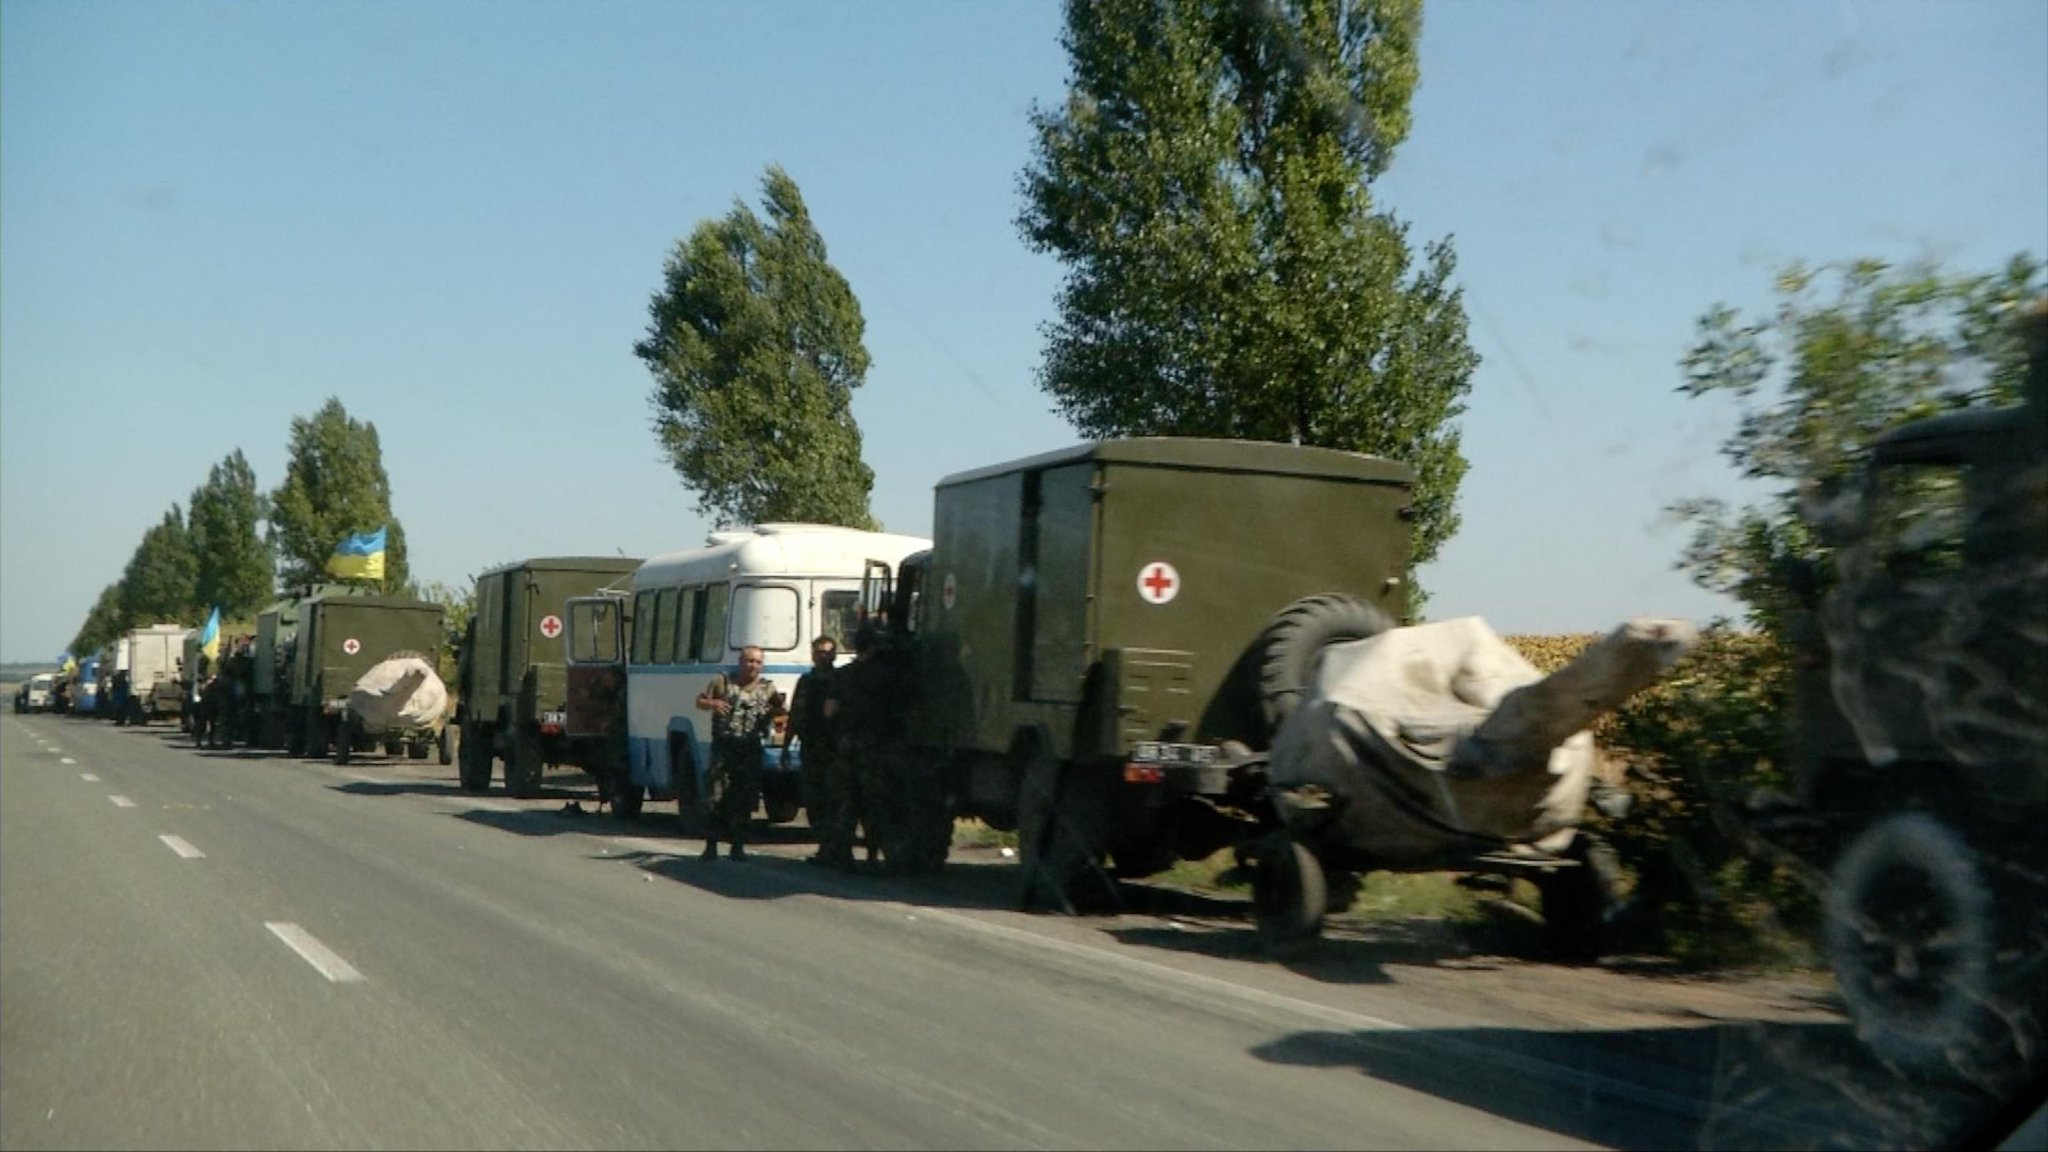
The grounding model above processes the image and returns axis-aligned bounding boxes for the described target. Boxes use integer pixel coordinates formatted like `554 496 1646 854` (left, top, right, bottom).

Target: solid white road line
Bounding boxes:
80 773 100 782
158 835 205 859
108 795 136 809
265 922 365 983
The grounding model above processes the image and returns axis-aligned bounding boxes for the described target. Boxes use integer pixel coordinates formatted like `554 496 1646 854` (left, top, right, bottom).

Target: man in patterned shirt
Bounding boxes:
695 645 785 862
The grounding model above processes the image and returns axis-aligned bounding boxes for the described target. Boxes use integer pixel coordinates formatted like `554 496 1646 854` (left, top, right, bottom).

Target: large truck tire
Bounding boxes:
891 752 954 877
1826 812 1998 1077
334 713 356 765
437 724 456 766
304 710 330 760
763 794 801 825
1257 594 1395 737
1017 752 1116 913
1253 835 1328 952
612 783 645 821
506 726 544 798
457 721 491 793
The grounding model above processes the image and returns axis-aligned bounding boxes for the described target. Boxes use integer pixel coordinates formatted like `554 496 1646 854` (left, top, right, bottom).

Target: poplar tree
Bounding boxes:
268 397 411 588
635 165 878 530
1019 0 1476 601
188 448 275 616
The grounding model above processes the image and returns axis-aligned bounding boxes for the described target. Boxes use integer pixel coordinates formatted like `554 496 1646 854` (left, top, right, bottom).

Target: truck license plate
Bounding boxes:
1130 742 1216 766
541 710 566 727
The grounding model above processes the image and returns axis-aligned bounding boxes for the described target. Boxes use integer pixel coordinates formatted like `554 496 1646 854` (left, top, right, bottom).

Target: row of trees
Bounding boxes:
67 398 411 659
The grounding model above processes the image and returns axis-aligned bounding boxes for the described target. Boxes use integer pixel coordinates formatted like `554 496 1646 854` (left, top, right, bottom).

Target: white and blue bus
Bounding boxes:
615 523 931 823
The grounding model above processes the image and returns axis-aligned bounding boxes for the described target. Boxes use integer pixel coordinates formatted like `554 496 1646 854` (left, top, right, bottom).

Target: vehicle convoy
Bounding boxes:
283 589 445 759
113 624 191 726
853 438 1418 899
455 557 642 799
566 525 931 824
1756 300 2048 1082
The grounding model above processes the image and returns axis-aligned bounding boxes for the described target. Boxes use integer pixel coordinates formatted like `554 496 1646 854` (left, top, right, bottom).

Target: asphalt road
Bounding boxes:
0 712 1965 1150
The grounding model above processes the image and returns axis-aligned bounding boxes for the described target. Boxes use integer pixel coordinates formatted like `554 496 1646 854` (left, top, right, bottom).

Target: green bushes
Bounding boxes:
1509 629 1823 968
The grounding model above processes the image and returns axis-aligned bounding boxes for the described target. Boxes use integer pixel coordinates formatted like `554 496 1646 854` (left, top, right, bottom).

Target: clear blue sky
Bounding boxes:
3 0 2043 663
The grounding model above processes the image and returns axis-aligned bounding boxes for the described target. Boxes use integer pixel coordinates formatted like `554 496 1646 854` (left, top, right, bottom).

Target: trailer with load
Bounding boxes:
335 653 452 765
455 556 642 799
284 590 446 759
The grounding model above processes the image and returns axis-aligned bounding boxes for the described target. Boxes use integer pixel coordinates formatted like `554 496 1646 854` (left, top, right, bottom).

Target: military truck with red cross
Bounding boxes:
456 556 643 799
853 438 1415 906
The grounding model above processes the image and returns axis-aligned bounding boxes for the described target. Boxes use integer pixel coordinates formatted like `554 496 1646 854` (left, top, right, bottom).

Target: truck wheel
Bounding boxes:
1017 754 1115 913
612 783 645 821
894 753 954 876
1826 812 1995 1077
437 725 455 766
1257 595 1394 738
457 723 491 792
506 727 544 798
764 795 801 825
334 713 355 765
1537 863 1606 964
1253 835 1328 951
407 739 428 760
305 711 330 760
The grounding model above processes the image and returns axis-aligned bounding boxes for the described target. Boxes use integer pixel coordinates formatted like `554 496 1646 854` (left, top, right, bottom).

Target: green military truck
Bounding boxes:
250 596 300 748
1763 301 2048 1082
861 438 1414 904
285 590 446 759
456 557 642 799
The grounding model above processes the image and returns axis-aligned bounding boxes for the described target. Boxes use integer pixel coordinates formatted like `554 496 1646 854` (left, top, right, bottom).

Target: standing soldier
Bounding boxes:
827 622 901 872
694 645 784 862
782 636 846 869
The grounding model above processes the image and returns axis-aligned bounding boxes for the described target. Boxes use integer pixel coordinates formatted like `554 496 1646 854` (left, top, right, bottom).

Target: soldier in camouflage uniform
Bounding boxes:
826 624 903 871
694 645 784 862
782 636 846 868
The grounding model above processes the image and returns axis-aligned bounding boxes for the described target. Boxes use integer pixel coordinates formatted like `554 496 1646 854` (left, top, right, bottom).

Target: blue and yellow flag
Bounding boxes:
327 525 388 581
198 606 222 661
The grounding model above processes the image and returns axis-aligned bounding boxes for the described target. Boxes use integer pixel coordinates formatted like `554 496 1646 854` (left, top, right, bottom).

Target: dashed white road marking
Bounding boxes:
60 757 76 765
265 922 364 983
80 773 100 782
158 835 205 859
108 795 136 809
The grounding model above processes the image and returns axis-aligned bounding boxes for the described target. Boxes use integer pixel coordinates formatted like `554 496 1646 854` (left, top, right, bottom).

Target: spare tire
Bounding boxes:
1257 594 1394 735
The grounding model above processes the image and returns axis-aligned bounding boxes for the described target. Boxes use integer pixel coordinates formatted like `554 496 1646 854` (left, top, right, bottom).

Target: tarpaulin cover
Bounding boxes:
1269 616 1695 870
347 656 448 732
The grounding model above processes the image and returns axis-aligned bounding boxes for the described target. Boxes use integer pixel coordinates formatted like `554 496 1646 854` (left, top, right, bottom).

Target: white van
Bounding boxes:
25 673 55 712
617 523 931 822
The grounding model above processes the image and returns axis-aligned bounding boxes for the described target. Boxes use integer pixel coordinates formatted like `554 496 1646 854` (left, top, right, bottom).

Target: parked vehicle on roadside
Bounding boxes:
574 525 929 825
113 624 191 726
284 589 445 759
1754 301 2048 1084
854 439 1415 901
24 673 56 713
455 556 641 799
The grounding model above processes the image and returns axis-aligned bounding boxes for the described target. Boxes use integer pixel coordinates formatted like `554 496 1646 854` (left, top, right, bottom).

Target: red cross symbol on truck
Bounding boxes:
539 614 563 639
1138 562 1180 604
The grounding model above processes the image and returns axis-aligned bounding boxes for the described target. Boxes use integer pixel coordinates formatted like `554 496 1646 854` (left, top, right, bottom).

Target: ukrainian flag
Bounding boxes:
198 606 222 661
327 525 388 581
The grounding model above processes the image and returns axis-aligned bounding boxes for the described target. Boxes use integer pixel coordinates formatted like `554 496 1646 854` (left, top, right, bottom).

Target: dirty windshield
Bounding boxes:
0 3 2042 1150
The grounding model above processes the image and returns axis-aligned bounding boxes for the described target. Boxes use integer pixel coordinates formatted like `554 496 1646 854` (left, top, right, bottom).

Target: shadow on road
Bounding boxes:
1251 1019 2002 1151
